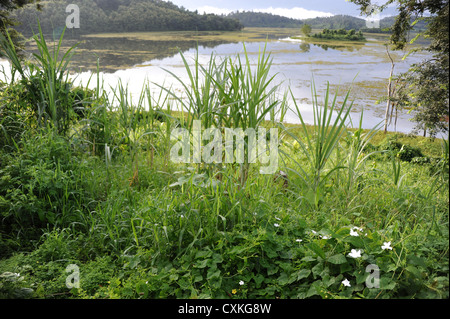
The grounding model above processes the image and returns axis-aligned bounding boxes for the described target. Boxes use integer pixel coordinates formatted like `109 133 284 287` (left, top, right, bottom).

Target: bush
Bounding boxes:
0 131 94 239
397 144 424 162
411 156 431 165
380 139 403 153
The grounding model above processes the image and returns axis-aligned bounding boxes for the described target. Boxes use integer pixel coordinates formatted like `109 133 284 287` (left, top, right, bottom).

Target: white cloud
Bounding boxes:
254 7 334 20
195 5 334 20
196 6 235 15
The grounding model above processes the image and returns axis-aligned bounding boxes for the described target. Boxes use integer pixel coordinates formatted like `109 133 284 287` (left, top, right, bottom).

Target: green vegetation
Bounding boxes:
225 11 304 28
301 24 312 37
11 0 243 36
311 29 366 42
224 12 425 34
0 0 42 50
0 22 448 300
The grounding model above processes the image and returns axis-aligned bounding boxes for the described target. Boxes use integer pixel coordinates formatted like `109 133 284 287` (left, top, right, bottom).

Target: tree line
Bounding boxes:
225 11 303 28
9 0 243 36
224 11 400 32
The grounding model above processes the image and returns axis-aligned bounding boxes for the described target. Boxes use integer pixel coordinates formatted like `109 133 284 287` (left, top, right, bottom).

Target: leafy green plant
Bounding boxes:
397 144 423 162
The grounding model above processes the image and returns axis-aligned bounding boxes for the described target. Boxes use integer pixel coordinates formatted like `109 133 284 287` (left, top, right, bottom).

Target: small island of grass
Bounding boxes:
311 28 366 41
294 25 367 42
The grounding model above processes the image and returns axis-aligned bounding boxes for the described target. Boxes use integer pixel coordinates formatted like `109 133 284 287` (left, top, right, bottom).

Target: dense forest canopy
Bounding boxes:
10 0 243 35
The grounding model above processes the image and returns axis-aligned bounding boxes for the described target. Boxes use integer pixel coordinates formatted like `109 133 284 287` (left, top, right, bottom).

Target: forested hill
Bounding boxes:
302 14 427 32
225 11 303 28
224 11 370 29
11 0 243 36
224 11 427 33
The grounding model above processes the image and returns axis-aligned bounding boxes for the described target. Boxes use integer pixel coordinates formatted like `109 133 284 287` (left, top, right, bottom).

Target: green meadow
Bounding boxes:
0 25 448 300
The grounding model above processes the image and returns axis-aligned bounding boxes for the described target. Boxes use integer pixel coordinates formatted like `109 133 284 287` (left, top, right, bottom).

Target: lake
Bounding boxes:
1 28 432 133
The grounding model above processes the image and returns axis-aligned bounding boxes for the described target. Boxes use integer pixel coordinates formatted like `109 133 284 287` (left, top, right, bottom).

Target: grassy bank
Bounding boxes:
0 26 448 300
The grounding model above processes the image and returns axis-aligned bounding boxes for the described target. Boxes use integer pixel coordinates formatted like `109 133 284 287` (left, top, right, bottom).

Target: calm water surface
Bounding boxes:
2 29 431 133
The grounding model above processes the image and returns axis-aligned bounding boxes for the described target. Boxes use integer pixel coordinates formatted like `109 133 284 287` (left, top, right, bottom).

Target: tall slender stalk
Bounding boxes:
385 45 395 134
343 109 382 198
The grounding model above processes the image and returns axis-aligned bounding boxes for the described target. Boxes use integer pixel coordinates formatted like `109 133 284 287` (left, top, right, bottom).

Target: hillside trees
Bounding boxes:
0 0 41 48
10 0 243 35
226 10 303 28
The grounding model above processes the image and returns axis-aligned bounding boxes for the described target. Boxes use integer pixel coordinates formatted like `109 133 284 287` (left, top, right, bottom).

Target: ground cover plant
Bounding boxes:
0 24 448 300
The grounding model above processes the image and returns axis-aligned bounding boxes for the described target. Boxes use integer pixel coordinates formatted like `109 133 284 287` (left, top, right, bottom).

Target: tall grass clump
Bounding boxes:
162 43 287 185
0 22 82 136
280 82 354 209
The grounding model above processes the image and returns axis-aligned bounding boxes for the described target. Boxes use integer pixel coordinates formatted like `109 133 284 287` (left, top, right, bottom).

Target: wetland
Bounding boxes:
18 28 430 133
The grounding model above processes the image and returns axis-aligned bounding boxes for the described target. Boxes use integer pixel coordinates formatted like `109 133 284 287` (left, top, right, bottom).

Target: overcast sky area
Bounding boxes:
163 0 398 20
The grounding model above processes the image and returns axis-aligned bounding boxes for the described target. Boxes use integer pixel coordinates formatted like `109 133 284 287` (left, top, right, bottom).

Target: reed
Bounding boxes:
280 81 353 209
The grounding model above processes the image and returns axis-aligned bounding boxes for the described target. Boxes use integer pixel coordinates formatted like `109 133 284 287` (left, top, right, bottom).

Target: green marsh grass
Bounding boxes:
280 81 354 209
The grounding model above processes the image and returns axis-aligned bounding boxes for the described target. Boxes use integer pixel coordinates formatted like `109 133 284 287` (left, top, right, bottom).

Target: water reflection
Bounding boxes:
82 38 234 73
299 42 363 53
27 36 234 73
299 43 310 53
313 43 362 52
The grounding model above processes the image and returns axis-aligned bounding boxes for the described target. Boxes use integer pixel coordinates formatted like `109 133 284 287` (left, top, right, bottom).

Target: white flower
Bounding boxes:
350 228 359 237
275 216 281 221
381 241 393 250
296 239 303 243
311 230 317 235
320 235 330 239
348 249 362 258
274 223 280 227
350 226 363 237
342 278 351 287
239 280 244 286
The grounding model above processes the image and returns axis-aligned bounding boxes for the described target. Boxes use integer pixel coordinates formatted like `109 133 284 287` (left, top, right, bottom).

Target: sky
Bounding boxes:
164 0 398 20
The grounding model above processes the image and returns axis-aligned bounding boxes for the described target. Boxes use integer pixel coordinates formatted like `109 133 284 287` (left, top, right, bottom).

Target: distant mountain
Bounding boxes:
224 11 368 29
302 15 366 30
12 0 243 36
224 11 427 33
225 11 303 28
